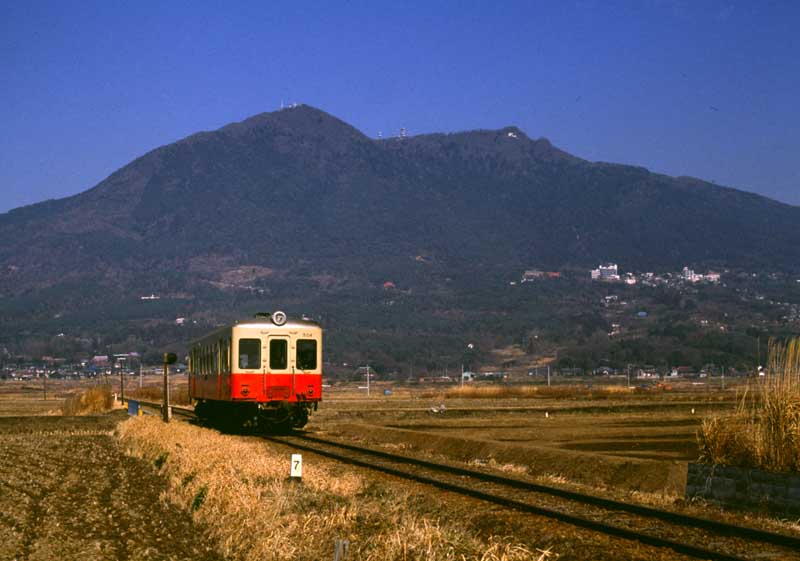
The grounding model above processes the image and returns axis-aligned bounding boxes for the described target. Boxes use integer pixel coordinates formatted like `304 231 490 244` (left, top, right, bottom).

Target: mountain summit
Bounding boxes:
1 105 798 302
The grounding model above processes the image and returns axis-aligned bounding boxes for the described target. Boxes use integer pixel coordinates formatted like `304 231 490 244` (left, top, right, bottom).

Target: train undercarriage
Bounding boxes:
194 399 316 433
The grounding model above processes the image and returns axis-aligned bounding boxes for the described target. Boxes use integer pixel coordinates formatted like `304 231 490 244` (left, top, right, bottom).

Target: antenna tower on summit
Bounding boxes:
399 127 407 138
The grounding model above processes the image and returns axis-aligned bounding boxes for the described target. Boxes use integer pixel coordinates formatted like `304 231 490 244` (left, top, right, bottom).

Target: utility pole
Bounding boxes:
106 344 112 387
547 365 551 387
366 364 370 397
119 356 124 404
757 337 761 369
627 364 631 389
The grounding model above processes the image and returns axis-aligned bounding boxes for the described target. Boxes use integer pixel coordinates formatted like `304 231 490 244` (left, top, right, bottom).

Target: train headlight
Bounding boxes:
272 310 287 326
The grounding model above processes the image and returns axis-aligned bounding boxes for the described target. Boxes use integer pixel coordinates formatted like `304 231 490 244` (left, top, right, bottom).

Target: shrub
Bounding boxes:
61 385 115 415
696 417 755 467
697 338 800 473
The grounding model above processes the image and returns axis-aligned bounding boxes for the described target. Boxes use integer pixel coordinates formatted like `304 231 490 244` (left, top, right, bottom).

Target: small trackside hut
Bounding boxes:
188 311 322 432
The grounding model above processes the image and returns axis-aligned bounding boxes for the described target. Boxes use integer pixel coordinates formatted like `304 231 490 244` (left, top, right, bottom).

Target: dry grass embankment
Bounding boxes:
118 417 547 561
446 384 635 400
697 339 800 472
61 386 115 415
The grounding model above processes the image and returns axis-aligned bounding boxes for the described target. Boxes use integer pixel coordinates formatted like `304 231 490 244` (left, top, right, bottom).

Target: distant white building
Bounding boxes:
682 267 702 283
591 263 620 282
682 267 720 283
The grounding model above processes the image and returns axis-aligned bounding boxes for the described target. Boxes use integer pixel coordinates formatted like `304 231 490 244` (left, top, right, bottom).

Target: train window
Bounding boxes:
239 339 261 370
296 339 317 370
269 339 288 370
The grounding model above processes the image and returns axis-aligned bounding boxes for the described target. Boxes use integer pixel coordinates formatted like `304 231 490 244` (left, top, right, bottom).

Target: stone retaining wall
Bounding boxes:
686 463 800 514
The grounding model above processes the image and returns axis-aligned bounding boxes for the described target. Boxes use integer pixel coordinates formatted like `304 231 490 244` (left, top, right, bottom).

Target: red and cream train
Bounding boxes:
188 311 322 431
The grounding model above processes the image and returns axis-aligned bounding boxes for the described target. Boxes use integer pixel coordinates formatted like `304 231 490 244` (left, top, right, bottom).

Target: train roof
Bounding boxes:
190 314 321 346
234 318 321 329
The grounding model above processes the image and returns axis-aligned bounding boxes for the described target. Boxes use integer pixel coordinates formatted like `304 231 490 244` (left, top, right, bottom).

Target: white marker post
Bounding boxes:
290 454 303 482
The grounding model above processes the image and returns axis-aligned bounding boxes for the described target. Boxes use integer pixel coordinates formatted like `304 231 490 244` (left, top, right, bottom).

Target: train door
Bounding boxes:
221 338 231 398
189 349 196 399
215 339 222 400
267 335 291 400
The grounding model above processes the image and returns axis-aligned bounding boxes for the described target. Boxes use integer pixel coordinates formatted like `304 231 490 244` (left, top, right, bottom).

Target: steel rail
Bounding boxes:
267 434 796 561
125 399 195 418
293 434 800 551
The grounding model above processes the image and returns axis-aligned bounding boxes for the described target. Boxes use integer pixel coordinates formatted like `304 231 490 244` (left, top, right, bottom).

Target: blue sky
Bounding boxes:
1 1 798 213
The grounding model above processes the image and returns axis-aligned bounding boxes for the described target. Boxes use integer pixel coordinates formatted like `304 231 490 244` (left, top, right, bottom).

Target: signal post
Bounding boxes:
162 352 177 422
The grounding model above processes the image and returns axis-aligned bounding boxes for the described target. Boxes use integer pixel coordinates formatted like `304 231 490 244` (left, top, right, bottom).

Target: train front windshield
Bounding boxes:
238 339 261 370
296 339 317 370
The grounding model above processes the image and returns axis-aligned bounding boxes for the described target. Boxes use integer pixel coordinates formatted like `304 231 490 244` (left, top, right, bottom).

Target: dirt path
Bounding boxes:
0 411 223 561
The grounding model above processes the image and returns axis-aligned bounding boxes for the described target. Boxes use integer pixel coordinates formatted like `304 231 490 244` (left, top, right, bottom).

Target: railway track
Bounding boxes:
267 433 800 561
126 399 195 420
127 400 800 560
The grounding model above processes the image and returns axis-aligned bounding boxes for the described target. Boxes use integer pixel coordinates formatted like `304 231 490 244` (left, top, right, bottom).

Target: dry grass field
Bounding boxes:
3 376 798 561
314 381 739 495
0 380 71 416
119 416 553 561
312 382 745 497
0 410 223 561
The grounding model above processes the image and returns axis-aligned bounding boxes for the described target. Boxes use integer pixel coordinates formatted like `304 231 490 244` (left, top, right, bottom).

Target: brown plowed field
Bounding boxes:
0 411 222 561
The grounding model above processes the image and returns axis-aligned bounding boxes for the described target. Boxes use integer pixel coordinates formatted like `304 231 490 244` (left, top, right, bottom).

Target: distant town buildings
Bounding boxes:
589 264 721 286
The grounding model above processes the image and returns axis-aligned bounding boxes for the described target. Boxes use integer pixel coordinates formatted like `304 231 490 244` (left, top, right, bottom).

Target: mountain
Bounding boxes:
1 105 798 296
1 105 799 365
